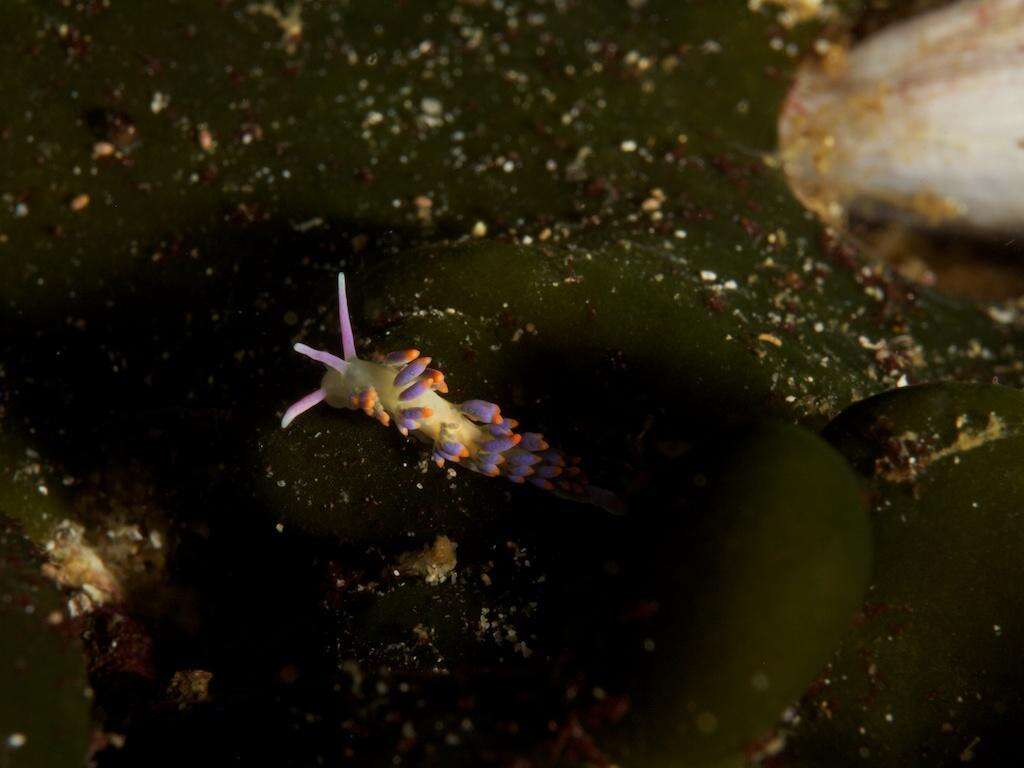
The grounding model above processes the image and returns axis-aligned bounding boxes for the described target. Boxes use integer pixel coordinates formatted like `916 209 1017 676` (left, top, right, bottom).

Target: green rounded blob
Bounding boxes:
604 422 872 767
0 434 72 544
787 383 1024 767
0 515 91 768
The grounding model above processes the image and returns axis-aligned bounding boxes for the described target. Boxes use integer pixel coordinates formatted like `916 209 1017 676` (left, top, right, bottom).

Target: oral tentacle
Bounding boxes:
281 388 326 428
293 343 347 373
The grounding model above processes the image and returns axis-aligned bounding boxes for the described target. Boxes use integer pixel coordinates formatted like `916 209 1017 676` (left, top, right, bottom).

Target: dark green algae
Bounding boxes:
0 515 91 768
299 419 871 767
560 421 872 767
787 383 1024 768
1 0 1023 766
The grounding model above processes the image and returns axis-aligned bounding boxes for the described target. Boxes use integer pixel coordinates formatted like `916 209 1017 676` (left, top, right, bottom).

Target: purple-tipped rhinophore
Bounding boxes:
338 273 357 361
281 272 358 429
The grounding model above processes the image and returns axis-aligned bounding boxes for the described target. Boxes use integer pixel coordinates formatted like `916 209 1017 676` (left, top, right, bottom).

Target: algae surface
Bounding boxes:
2 1 1023 766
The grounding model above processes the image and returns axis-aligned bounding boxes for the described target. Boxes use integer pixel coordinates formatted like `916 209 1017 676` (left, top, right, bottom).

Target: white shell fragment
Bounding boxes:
779 0 1024 234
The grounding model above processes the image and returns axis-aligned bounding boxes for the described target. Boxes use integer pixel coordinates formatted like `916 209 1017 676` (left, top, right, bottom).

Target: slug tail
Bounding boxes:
578 484 627 515
281 388 326 428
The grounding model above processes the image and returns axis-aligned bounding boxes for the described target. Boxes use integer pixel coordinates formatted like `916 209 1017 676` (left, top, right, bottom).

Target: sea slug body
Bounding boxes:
281 273 616 504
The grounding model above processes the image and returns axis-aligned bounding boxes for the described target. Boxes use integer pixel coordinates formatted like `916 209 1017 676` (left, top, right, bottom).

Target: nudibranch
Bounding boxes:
281 273 612 505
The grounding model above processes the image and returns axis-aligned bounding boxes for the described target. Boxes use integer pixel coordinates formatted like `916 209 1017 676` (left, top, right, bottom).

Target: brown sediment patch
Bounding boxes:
397 535 458 585
876 412 1006 483
42 520 123 613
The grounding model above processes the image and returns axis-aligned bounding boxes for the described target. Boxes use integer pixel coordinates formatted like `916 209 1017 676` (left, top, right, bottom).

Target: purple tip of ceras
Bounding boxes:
537 450 565 466
473 443 507 473
395 418 419 434
399 379 431 401
506 452 541 467
518 432 549 452
393 357 431 387
399 407 431 421
481 434 521 453
505 463 535 478
385 349 420 365
433 447 464 465
281 272 358 429
534 464 563 479
439 440 467 457
460 399 501 424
